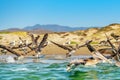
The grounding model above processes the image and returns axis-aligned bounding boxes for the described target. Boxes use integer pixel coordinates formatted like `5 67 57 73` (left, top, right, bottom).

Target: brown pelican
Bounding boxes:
66 57 101 71
105 33 120 67
85 40 112 63
0 44 25 63
63 39 71 45
66 40 112 71
111 33 120 41
99 40 109 46
18 37 29 54
24 33 48 59
0 49 7 55
9 41 16 48
50 41 81 58
34 33 48 58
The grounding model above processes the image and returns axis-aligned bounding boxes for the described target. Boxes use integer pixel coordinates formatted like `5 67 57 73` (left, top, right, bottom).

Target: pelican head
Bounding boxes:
66 60 84 71
14 55 24 60
66 50 76 58
66 53 72 58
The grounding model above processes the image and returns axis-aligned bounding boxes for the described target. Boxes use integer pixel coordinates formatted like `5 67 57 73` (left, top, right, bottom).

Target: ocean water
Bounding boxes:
0 56 120 80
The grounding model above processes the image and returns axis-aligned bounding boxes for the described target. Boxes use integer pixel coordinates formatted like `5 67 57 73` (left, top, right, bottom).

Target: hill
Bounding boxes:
70 23 120 42
23 24 90 32
0 23 120 55
0 28 52 34
0 23 120 44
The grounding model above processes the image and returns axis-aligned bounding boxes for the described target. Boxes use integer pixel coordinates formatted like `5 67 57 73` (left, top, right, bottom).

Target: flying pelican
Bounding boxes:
9 41 16 48
50 40 81 58
111 33 120 41
33 33 48 58
1 49 7 55
104 33 120 67
63 39 71 45
85 40 112 63
66 57 101 71
0 44 25 63
66 40 112 71
99 40 109 46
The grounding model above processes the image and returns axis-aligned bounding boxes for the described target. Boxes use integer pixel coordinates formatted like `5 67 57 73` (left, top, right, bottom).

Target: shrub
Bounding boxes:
0 31 10 34
91 42 99 44
70 41 77 44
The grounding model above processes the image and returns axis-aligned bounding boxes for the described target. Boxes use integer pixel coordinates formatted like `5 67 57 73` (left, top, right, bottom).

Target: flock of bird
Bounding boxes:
0 32 120 72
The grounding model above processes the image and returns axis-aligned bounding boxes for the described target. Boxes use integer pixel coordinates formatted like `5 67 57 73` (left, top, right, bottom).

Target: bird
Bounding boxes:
0 44 25 62
66 57 100 71
50 40 80 58
105 33 120 67
1 49 7 55
5 55 16 63
66 40 113 71
99 40 109 46
9 41 16 48
85 40 112 64
111 33 120 41
34 33 48 58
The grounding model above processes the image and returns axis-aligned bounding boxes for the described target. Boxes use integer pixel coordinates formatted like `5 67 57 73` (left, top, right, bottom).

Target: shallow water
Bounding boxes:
0 59 120 80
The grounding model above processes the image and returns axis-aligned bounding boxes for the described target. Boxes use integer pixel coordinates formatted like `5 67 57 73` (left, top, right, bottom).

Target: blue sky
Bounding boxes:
0 0 120 30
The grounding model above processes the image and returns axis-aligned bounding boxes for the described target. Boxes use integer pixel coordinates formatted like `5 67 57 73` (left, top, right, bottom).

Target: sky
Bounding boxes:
0 0 120 30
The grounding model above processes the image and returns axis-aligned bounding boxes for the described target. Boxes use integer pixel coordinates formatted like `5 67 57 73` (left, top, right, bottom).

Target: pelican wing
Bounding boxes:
0 45 21 56
95 51 112 64
85 40 112 63
29 33 34 42
50 41 72 51
34 35 40 45
77 44 86 49
38 33 48 51
105 33 120 61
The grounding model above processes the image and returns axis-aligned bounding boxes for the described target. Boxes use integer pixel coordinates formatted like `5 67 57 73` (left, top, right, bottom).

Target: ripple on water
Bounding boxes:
0 60 120 80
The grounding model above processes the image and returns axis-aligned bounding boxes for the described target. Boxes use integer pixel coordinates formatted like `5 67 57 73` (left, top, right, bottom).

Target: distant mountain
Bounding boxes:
0 28 25 32
23 24 90 32
0 28 52 34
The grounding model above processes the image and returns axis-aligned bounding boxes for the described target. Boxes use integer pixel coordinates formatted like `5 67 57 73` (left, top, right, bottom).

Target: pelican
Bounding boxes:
66 57 100 71
34 51 41 58
33 33 48 58
66 40 112 71
9 41 16 48
99 40 109 46
1 49 7 55
50 41 78 58
0 44 25 62
111 33 120 41
63 39 71 45
3 54 25 63
105 33 120 67
5 55 16 63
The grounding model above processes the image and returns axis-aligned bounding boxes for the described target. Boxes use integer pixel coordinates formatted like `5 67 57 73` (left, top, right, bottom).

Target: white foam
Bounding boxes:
11 68 29 71
6 56 15 63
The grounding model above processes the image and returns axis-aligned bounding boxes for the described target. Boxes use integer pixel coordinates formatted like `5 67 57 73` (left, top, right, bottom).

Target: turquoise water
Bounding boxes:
0 59 120 80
